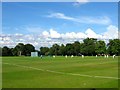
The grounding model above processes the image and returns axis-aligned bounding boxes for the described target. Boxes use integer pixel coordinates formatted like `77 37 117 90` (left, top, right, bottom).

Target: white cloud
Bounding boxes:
42 31 50 38
0 25 118 49
42 25 118 40
4 37 11 41
47 12 111 25
76 32 87 38
76 0 89 2
61 32 75 39
85 28 101 38
24 34 35 41
73 0 89 7
42 29 61 38
49 28 61 38
47 13 74 21
32 42 39 46
119 32 120 39
42 30 60 39
102 25 118 39
61 32 86 39
14 33 23 36
81 16 111 25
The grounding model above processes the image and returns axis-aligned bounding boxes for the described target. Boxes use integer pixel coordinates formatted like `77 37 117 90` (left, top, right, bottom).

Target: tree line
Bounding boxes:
1 38 120 56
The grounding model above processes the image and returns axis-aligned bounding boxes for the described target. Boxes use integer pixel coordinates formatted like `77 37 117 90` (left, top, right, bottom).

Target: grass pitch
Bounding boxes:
2 56 118 88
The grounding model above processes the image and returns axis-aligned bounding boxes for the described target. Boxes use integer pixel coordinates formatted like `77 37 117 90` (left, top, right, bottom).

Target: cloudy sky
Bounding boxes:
1 2 119 50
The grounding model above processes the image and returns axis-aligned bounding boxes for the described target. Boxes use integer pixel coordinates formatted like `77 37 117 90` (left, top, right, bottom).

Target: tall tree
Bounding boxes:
59 44 65 56
25 44 35 56
65 43 74 55
50 44 60 55
107 39 120 55
2 46 12 56
0 47 2 56
95 40 106 54
82 38 97 55
40 47 49 55
72 41 80 55
12 43 25 56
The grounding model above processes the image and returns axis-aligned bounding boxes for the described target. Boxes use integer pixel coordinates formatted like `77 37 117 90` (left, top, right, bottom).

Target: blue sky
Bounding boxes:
1 2 119 49
2 2 118 34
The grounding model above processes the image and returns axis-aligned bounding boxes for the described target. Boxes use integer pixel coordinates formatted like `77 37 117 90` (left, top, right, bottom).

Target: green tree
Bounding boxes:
107 39 120 55
95 40 106 54
12 43 25 56
40 47 49 55
72 41 80 55
82 38 97 56
50 44 60 55
2 46 12 56
25 44 35 56
65 43 74 55
0 47 2 56
59 44 65 56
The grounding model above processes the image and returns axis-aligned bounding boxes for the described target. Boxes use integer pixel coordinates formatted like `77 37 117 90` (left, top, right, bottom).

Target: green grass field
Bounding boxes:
2 56 119 88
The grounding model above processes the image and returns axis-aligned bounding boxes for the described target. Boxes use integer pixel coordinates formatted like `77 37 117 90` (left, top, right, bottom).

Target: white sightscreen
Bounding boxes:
31 52 38 57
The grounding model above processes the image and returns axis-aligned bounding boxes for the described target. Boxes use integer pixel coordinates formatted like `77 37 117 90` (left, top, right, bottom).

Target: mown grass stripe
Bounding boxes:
3 62 119 80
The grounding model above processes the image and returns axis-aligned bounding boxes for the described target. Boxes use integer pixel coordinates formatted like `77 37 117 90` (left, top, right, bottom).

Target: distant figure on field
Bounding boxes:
113 55 115 59
53 55 55 58
106 55 109 58
40 55 43 59
71 55 74 58
96 55 97 57
104 54 106 58
65 55 67 58
82 55 84 58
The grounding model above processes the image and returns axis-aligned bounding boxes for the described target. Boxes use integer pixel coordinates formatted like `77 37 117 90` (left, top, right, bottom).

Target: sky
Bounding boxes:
2 0 120 2
1 2 119 50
